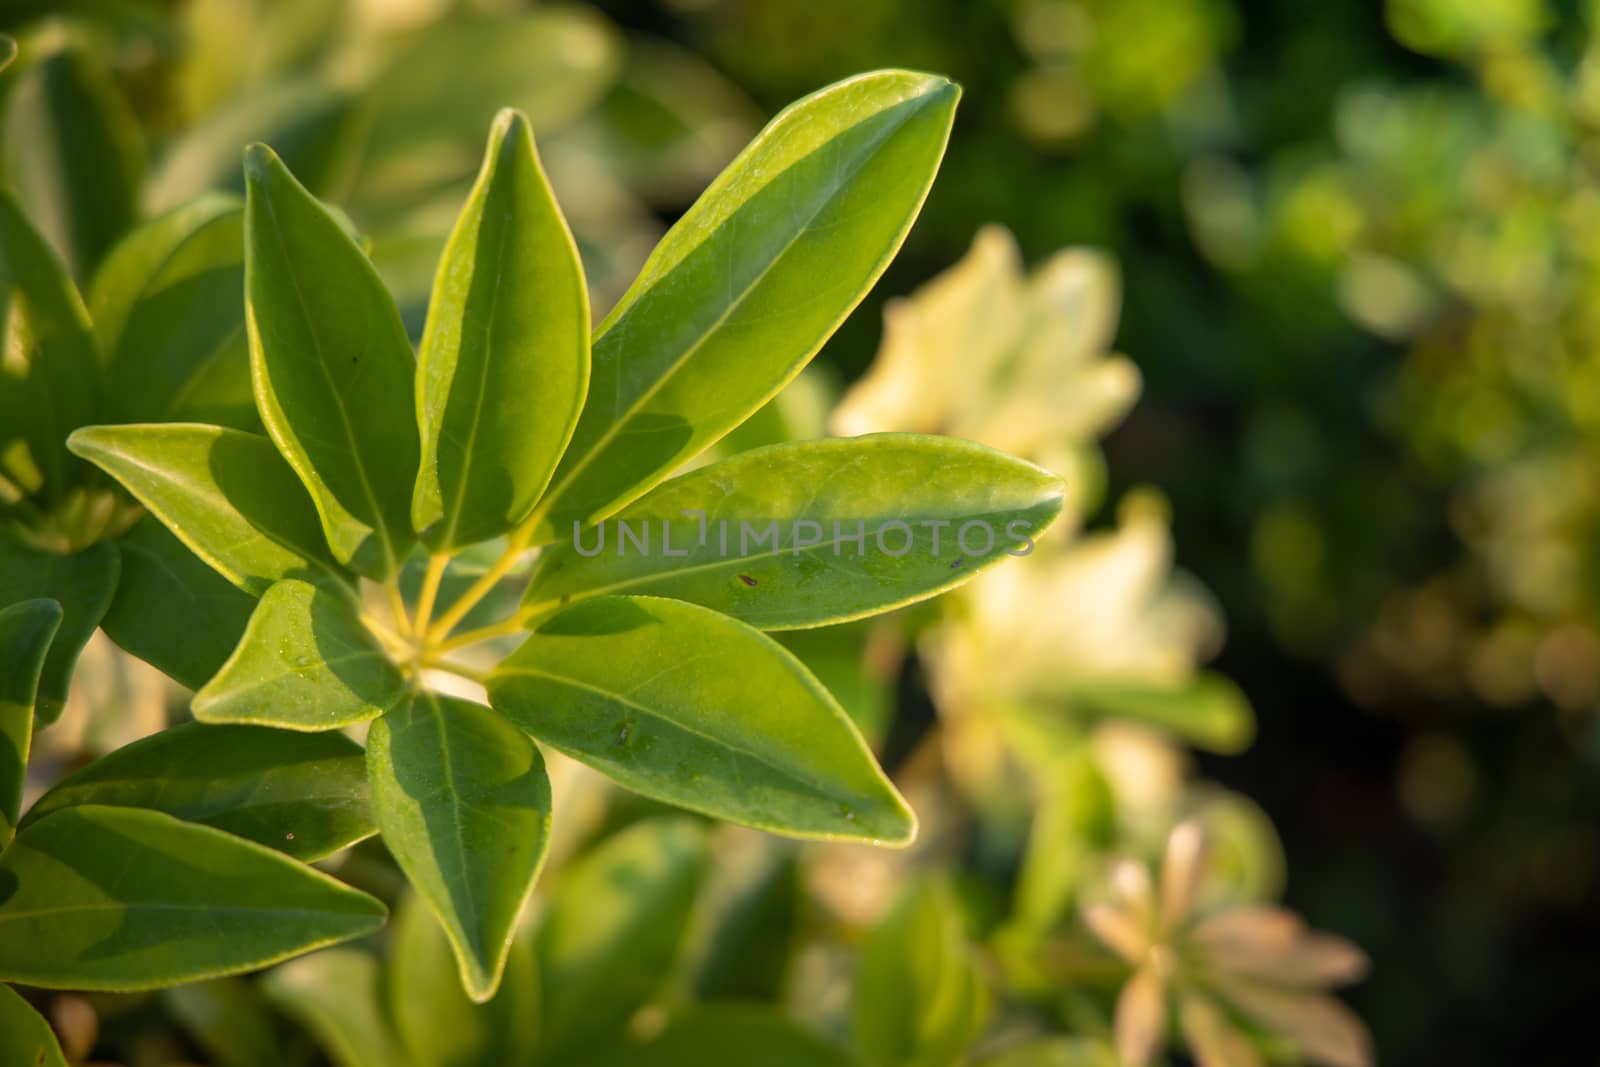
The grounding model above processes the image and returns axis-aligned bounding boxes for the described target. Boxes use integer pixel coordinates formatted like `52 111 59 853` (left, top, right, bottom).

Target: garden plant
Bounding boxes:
3 0 1513 1062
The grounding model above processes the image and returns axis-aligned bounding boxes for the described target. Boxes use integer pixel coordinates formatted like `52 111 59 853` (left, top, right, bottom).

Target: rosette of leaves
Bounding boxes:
36 69 1069 1004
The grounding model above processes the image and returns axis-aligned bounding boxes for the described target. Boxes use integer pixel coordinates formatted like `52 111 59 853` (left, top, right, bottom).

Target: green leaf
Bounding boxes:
627 1004 862 1067
244 143 420 580
0 805 386 990
90 196 257 429
488 595 914 844
536 818 708 1059
854 878 989 1067
264 950 414 1067
0 190 99 503
528 70 960 539
2 38 144 280
100 519 255 689
366 691 552 1001
525 434 1063 629
0 983 68 1067
0 598 60 849
354 9 621 211
146 80 363 214
69 423 342 595
1065 673 1256 754
0 36 16 74
0 537 118 723
412 109 589 551
682 833 801 1001
388 894 539 1067
193 578 404 731
25 720 374 861
164 977 284 1067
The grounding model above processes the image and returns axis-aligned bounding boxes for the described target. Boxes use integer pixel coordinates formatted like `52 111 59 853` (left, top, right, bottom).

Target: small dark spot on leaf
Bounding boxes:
949 557 965 569
737 574 758 587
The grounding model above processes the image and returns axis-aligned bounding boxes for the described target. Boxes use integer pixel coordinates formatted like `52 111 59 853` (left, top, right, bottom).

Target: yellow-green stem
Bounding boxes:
426 525 534 641
434 617 527 655
411 554 450 639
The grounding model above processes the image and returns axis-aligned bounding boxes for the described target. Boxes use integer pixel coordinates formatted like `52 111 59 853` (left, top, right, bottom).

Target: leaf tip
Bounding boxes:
242 143 282 186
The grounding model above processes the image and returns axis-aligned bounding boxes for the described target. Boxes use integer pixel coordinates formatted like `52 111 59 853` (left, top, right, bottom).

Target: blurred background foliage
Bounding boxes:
3 0 1599 1063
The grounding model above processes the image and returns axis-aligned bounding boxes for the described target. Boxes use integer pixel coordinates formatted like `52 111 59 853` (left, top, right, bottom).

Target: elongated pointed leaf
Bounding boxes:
0 598 60 848
147 81 363 214
0 805 386 990
526 434 1063 628
0 984 68 1067
413 109 589 551
244 144 419 579
101 520 255 689
70 423 341 595
367 691 552 1001
193 578 404 731
1065 674 1255 754
91 197 256 429
264 950 415 1067
389 894 539 1067
2 39 144 280
0 190 99 502
855 878 989 1067
25 721 373 860
536 818 708 1059
0 538 118 722
529 70 959 540
489 595 914 844
629 1005 863 1067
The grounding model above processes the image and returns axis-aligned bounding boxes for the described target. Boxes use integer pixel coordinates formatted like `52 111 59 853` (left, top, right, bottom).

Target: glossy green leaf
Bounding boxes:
2 39 144 280
0 983 68 1067
164 977 284 1067
1065 673 1256 754
25 720 373 860
536 818 708 1059
0 598 60 849
101 519 255 690
244 144 420 579
489 595 914 844
70 423 341 595
90 196 256 429
193 578 404 731
529 70 960 539
146 80 362 214
0 538 118 722
0 805 386 990
367 691 552 1001
628 1004 862 1067
526 435 1063 628
264 950 414 1067
0 190 99 502
413 109 589 551
388 894 539 1067
854 878 989 1067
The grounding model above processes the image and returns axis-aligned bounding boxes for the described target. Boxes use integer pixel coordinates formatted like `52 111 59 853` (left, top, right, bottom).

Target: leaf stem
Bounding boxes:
361 613 412 659
411 553 451 638
384 579 412 637
434 617 527 655
426 526 533 641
